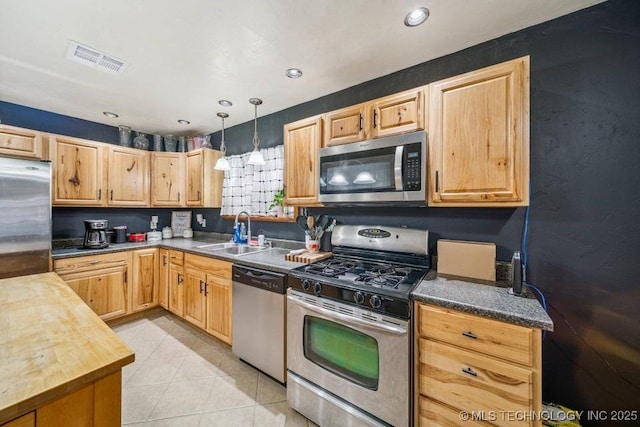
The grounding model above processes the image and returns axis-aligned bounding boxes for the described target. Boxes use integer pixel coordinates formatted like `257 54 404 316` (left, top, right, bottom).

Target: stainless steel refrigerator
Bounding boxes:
0 156 51 278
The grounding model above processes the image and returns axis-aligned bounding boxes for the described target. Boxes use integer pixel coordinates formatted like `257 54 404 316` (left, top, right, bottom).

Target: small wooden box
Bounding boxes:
437 240 496 281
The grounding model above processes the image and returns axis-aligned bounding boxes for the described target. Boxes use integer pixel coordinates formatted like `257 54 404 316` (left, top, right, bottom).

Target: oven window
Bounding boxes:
303 316 379 390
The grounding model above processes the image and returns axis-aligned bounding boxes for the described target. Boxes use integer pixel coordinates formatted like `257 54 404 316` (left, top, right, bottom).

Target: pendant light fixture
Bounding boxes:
214 112 231 171
247 98 265 166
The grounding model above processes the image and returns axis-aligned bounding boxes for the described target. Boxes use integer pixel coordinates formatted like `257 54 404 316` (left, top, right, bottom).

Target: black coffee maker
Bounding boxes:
83 219 109 249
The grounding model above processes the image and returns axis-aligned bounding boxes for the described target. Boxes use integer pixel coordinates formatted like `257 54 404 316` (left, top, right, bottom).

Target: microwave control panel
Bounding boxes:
403 143 422 191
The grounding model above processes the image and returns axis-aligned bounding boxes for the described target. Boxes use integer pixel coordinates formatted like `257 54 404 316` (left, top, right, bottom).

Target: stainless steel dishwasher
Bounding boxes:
232 264 287 383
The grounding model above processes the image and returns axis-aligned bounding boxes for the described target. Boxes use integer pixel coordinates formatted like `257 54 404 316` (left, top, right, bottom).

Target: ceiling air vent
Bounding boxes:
65 40 129 75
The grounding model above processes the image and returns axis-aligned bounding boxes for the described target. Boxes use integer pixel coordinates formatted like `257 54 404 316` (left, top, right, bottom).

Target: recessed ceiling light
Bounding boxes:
285 68 303 78
103 111 118 118
404 7 429 27
178 119 190 125
218 100 232 107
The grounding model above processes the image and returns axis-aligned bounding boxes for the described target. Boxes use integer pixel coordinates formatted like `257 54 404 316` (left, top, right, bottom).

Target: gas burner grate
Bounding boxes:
355 272 405 288
305 259 357 278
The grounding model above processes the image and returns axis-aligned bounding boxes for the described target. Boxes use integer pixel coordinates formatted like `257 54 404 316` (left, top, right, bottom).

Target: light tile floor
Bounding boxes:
112 311 316 426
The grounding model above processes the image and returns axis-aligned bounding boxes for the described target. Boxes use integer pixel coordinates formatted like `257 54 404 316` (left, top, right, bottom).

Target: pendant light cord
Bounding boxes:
252 104 260 150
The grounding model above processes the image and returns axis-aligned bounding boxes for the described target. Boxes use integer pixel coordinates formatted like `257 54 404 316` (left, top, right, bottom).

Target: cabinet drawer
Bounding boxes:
419 396 490 427
419 339 532 427
168 250 184 266
54 252 128 276
185 253 232 279
417 304 533 366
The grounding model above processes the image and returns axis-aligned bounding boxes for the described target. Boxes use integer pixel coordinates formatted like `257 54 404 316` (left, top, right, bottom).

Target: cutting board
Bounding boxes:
285 251 332 263
437 239 496 281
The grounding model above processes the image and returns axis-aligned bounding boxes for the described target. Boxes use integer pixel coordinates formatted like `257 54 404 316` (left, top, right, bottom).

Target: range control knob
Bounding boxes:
354 291 365 305
370 294 382 309
302 279 312 292
313 282 322 295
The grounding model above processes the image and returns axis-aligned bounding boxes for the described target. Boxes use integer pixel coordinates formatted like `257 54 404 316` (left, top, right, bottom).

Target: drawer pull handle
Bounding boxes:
462 367 477 377
462 331 477 339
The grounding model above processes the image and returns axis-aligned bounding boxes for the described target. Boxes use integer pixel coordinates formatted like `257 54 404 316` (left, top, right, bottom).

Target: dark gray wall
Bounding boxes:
2 0 639 416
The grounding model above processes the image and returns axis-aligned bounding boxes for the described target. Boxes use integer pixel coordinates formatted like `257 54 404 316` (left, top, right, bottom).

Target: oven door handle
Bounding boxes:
288 295 407 335
394 145 404 191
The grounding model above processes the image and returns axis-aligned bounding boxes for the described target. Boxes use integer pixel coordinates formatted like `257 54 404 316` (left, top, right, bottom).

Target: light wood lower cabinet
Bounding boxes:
0 373 122 427
130 248 159 312
1 412 34 427
167 251 185 317
54 252 128 321
183 253 233 345
184 266 207 329
415 303 542 427
158 249 170 309
205 274 232 344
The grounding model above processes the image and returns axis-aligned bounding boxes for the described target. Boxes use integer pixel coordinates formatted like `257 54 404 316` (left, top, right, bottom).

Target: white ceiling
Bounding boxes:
0 0 604 136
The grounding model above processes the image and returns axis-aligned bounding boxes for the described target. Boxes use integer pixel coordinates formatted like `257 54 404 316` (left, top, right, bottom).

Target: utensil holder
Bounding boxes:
320 232 332 252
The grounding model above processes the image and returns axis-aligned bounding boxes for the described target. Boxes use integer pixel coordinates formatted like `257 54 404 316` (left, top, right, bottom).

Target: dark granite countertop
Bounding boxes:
52 237 306 274
412 270 554 331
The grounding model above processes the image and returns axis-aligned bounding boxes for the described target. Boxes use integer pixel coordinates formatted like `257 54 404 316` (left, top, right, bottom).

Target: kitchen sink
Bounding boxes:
196 242 268 256
216 245 265 255
196 242 236 250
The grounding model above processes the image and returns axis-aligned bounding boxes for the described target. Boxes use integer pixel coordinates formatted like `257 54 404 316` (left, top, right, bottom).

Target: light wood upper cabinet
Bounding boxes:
186 148 223 207
108 146 150 206
428 56 530 207
284 115 323 207
130 248 159 312
371 88 425 139
151 152 184 207
0 124 46 160
51 135 106 206
323 104 367 146
322 88 425 146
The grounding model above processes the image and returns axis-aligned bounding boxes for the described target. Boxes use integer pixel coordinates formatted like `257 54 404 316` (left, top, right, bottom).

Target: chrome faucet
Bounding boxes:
234 210 252 244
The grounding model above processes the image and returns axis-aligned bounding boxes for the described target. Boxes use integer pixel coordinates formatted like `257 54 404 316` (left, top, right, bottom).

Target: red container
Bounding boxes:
129 233 146 242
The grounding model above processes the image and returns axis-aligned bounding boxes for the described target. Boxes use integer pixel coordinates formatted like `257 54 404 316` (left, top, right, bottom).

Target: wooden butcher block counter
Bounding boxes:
0 272 134 426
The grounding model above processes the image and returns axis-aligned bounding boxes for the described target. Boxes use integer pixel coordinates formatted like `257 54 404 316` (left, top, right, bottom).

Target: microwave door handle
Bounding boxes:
394 145 404 191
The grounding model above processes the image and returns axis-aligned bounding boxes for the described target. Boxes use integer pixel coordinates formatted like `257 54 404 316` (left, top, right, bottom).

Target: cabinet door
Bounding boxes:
371 88 425 139
1 412 34 427
0 125 44 160
428 56 529 206
52 136 105 206
168 263 184 317
131 248 159 312
186 150 203 207
205 275 232 345
108 146 150 206
151 152 184 207
323 104 367 146
64 267 128 321
184 267 207 329
284 116 323 206
158 249 169 309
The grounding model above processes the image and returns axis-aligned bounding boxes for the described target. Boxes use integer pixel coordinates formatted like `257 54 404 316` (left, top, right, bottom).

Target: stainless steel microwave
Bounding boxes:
318 131 426 205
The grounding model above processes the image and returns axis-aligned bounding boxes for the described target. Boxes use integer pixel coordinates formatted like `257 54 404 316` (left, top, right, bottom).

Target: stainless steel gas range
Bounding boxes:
287 225 430 427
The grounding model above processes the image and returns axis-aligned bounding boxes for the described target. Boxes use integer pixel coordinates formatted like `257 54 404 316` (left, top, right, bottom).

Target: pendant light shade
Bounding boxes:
214 112 231 171
247 98 265 166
